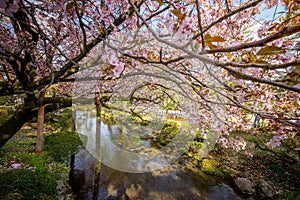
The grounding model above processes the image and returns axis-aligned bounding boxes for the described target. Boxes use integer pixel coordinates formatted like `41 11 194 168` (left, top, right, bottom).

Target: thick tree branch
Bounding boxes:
75 2 87 49
217 59 300 69
32 0 145 90
195 0 205 49
222 65 300 93
207 24 300 53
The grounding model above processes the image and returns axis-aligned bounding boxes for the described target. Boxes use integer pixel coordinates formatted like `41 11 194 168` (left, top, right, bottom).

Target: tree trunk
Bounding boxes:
0 106 30 147
0 97 71 149
72 104 76 132
36 92 45 153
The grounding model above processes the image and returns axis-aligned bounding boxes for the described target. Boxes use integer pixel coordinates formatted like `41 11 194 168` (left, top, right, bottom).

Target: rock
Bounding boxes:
234 177 255 194
257 180 276 198
57 180 72 200
69 169 85 191
69 149 97 192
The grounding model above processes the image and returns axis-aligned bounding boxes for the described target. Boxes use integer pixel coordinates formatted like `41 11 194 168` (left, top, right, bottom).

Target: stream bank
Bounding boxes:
0 107 299 199
69 148 250 200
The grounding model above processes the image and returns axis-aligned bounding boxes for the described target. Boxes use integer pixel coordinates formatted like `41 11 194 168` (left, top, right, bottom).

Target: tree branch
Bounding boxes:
32 0 145 90
217 59 300 70
222 65 300 93
207 24 300 53
193 0 262 40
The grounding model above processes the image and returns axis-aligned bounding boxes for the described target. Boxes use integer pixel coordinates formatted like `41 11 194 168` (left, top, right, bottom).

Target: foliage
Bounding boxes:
200 158 225 177
0 111 84 199
0 106 11 125
283 188 300 200
45 107 73 130
155 121 179 146
214 129 300 199
270 164 285 176
0 169 58 200
0 0 299 174
22 153 50 171
44 131 83 163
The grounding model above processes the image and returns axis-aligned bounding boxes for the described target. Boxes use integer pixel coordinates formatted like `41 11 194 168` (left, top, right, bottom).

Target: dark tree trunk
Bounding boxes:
0 106 31 148
0 98 72 148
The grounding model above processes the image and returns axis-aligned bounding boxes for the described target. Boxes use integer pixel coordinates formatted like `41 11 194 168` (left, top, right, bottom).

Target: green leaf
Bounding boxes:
194 43 200 51
257 46 284 55
167 103 175 109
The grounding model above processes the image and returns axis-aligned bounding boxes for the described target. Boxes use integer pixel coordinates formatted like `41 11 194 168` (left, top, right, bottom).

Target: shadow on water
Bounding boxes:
69 149 252 200
70 111 254 200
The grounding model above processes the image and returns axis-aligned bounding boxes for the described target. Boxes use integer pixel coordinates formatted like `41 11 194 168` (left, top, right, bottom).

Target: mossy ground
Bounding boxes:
0 107 82 200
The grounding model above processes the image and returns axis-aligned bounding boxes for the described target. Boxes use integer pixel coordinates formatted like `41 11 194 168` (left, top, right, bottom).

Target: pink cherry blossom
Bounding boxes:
11 163 22 169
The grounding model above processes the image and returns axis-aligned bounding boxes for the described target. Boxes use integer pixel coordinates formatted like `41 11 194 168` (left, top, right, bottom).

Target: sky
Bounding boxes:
256 2 287 22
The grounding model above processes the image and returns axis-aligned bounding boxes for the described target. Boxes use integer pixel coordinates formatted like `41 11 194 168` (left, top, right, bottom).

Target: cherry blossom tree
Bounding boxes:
0 0 145 147
0 0 299 153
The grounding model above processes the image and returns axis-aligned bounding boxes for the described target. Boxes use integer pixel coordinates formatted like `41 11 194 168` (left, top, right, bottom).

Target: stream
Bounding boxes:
69 110 254 200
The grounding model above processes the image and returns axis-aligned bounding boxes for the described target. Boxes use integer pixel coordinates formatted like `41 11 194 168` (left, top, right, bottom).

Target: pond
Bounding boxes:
69 110 254 200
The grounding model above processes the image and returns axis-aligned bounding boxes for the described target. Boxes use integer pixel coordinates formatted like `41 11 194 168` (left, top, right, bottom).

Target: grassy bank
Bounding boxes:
0 107 82 200
1 106 300 199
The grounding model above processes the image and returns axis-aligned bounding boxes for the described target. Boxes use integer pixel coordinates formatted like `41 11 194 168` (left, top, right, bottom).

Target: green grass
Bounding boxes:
0 169 58 200
269 164 285 176
44 131 83 163
282 188 300 200
0 107 84 200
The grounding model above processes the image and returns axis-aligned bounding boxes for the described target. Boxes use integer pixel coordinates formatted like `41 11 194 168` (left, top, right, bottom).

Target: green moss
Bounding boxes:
0 169 58 200
200 159 224 177
23 153 50 170
0 108 85 199
157 121 179 146
44 131 83 163
184 150 203 161
130 114 150 126
0 106 11 124
282 188 300 200
243 134 259 142
45 107 73 130
269 164 285 176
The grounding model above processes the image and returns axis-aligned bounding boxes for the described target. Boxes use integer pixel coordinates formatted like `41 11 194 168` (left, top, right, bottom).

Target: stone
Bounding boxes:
57 180 72 200
257 180 276 198
234 177 255 194
69 149 98 192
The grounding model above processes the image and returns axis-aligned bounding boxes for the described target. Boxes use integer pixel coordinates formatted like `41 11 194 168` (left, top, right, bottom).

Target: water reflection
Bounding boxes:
75 110 192 173
69 149 251 200
71 110 252 200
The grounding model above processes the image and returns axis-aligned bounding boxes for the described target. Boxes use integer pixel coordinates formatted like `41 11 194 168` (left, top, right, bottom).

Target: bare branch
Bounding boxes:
195 0 205 49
